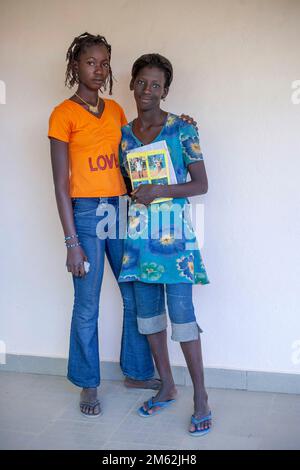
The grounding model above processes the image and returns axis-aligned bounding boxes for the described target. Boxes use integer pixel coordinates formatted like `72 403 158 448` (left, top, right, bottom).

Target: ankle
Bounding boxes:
81 387 98 398
160 380 176 391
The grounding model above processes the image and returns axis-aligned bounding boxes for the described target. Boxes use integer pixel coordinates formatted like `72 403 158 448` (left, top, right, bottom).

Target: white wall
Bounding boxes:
0 0 299 374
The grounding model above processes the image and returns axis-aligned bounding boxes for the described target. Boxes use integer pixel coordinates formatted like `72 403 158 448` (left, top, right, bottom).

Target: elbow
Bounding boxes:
202 173 208 194
202 181 208 194
198 178 208 195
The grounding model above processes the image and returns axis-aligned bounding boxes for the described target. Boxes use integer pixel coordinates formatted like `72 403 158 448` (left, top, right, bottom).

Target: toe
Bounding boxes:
151 406 160 414
190 415 212 433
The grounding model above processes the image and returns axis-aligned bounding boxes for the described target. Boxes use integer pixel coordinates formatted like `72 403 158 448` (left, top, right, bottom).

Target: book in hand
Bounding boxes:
126 140 177 204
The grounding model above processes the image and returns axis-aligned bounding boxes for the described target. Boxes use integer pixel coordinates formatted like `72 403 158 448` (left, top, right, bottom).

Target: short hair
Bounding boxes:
131 53 173 88
65 32 113 94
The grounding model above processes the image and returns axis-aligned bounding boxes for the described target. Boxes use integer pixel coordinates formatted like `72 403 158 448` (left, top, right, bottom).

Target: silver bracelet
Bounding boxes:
66 242 81 249
64 234 78 241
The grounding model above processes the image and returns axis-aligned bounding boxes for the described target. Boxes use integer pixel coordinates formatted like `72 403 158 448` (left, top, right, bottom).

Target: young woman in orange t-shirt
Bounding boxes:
49 33 161 417
49 32 195 417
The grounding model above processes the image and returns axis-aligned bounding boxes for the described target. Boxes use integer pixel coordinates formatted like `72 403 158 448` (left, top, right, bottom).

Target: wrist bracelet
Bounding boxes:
64 234 78 241
66 242 81 249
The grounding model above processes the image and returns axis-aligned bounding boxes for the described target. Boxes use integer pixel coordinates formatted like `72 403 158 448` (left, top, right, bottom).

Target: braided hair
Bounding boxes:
131 53 173 88
65 32 113 94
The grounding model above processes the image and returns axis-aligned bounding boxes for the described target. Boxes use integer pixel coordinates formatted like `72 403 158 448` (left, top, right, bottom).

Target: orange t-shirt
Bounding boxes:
48 99 127 197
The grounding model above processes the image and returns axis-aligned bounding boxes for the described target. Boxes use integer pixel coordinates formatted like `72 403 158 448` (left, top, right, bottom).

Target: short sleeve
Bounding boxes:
48 106 72 142
111 100 128 128
179 122 204 167
119 106 128 127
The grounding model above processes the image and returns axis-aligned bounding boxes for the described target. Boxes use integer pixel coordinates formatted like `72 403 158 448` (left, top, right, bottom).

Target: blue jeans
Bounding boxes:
134 282 203 342
67 196 155 388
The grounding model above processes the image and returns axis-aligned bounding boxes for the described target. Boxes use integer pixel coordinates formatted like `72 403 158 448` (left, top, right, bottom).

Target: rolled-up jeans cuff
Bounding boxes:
137 312 167 335
171 321 203 342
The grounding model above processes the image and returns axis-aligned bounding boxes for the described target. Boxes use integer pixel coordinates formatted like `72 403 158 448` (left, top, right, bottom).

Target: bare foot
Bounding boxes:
124 377 162 390
189 395 211 432
142 385 177 415
80 387 101 417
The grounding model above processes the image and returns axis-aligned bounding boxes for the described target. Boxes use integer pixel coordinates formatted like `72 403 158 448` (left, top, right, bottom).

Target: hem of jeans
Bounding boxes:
67 375 100 388
137 313 168 335
171 323 203 343
122 371 156 381
138 326 167 335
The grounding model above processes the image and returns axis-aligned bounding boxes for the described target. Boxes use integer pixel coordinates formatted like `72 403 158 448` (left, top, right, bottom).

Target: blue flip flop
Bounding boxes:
138 397 176 417
189 411 212 436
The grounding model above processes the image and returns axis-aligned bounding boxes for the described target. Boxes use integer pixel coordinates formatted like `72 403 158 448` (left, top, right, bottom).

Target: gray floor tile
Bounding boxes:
1 371 299 450
258 435 300 450
0 391 71 434
0 430 36 450
108 411 187 448
103 441 179 450
29 436 104 450
271 392 300 414
29 419 106 450
260 410 300 449
0 371 38 399
181 432 262 450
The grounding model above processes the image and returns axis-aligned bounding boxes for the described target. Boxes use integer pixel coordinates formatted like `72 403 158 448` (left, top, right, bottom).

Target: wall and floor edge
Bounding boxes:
1 354 300 395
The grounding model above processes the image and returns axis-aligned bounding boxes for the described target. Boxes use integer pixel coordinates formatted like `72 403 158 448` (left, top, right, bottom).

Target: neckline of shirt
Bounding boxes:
128 112 171 146
66 98 107 121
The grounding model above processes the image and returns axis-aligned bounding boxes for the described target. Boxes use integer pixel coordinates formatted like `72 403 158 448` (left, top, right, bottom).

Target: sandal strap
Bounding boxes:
191 412 212 425
145 397 154 409
145 397 175 411
80 399 100 408
151 399 175 408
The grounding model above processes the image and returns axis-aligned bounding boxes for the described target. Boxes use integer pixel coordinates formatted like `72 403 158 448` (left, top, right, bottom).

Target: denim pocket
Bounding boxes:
73 198 99 216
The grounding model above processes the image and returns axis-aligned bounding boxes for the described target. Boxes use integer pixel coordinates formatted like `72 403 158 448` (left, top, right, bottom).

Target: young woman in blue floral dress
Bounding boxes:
119 54 212 436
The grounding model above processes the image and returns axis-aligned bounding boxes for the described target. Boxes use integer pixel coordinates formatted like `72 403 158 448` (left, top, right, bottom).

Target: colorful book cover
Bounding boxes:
126 140 177 204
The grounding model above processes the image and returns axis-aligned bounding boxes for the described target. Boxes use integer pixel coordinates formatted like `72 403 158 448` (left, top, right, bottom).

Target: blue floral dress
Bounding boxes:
118 113 210 285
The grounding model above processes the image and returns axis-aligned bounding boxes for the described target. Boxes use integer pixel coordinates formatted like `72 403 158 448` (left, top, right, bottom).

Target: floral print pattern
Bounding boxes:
122 246 140 270
118 114 210 285
149 226 186 255
141 262 165 281
176 254 195 281
181 135 203 161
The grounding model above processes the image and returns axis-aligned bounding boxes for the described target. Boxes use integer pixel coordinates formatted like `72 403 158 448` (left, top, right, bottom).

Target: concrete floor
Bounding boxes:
0 371 299 450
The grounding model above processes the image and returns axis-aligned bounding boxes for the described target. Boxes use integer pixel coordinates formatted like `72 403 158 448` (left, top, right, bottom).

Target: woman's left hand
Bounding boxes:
180 114 198 130
131 184 161 206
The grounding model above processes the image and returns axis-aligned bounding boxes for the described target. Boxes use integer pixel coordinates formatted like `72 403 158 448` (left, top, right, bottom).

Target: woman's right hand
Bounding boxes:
66 246 88 277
